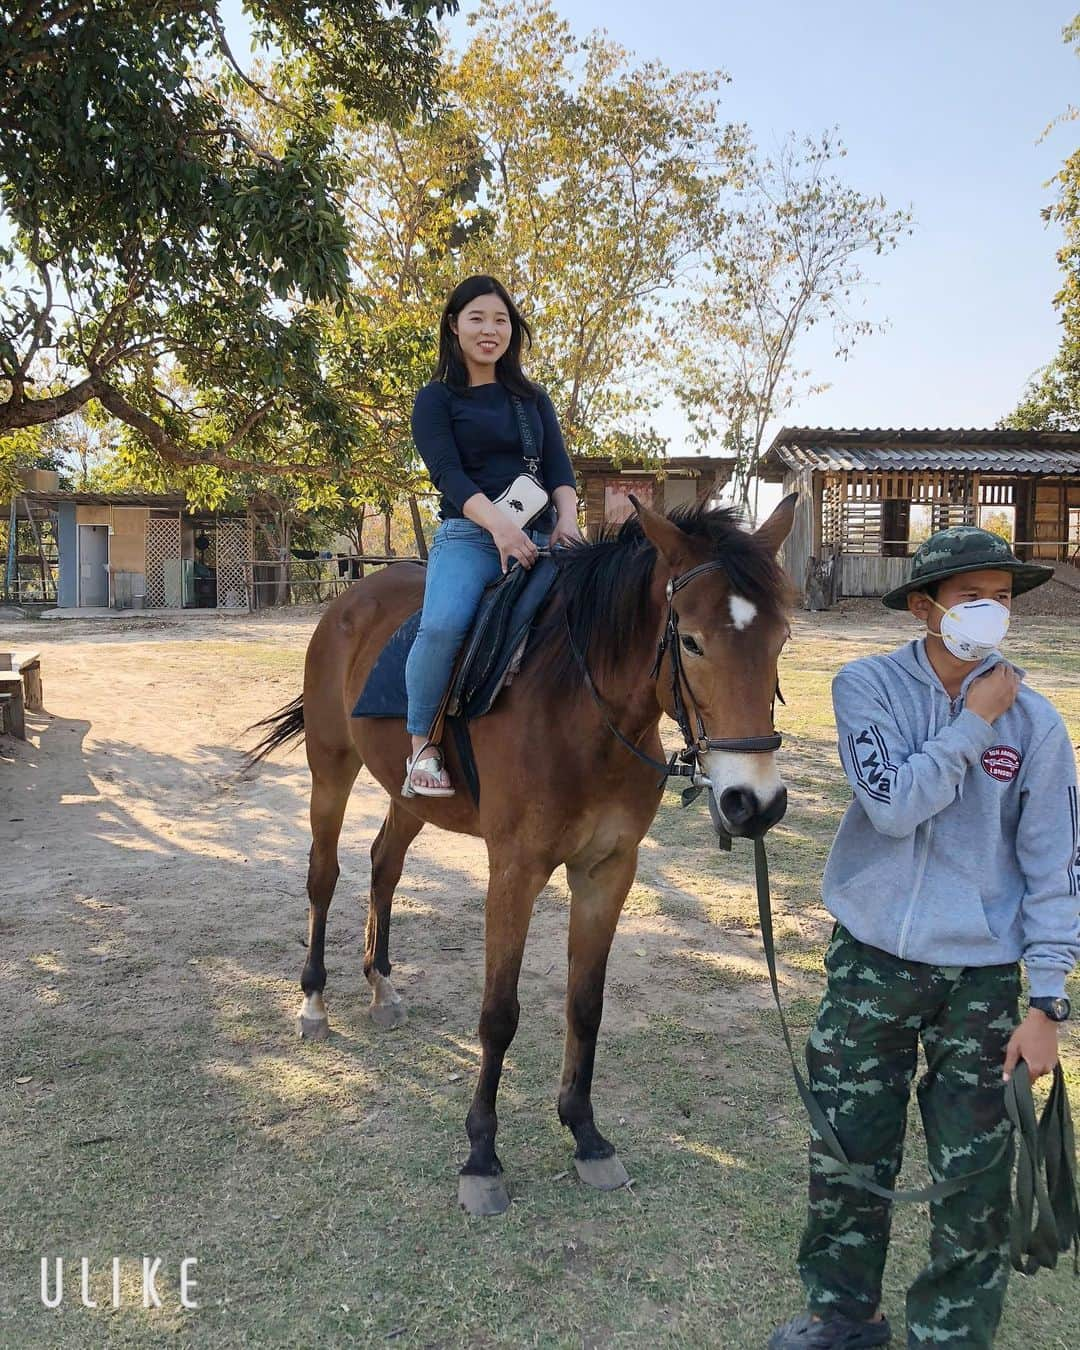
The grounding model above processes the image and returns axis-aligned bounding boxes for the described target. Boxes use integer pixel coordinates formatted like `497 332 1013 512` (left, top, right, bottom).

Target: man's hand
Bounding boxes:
967 664 1021 724
1003 1010 1060 1082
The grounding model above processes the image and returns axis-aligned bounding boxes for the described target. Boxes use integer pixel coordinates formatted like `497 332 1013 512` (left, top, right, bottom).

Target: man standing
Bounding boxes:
770 526 1079 1349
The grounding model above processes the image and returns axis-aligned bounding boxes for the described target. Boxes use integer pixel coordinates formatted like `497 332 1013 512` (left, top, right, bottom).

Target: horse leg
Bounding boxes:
558 847 637 1190
298 750 360 1040
363 802 424 1029
459 858 550 1217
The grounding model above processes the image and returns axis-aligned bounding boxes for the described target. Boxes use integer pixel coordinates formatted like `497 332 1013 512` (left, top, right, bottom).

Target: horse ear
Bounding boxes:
753 492 798 555
629 494 693 570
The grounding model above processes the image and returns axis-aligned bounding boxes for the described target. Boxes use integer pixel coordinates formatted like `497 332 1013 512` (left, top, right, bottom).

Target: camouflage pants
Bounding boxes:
797 923 1019 1348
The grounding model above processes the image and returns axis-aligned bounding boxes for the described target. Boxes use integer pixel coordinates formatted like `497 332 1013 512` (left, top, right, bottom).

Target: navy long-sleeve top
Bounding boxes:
411 379 577 526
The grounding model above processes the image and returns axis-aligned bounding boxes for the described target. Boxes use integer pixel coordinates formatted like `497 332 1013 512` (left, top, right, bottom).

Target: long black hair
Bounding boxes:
433 275 538 398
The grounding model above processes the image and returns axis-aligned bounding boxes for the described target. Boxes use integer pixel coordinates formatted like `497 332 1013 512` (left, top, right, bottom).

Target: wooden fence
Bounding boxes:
246 555 422 608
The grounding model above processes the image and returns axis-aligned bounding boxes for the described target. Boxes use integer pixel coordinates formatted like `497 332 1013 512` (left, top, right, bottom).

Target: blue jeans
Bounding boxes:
404 518 549 738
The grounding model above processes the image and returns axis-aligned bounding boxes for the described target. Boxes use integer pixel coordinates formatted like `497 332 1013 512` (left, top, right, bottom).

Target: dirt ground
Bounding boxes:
835 576 1080 620
1 604 1077 1348
0 600 931 1055
0 602 791 1046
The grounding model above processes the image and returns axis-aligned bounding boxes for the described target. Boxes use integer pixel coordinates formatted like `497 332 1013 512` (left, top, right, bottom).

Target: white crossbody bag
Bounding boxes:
490 395 550 529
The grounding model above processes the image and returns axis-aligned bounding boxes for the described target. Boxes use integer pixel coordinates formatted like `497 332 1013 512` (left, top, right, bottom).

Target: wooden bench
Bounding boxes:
0 669 25 739
16 651 42 712
0 650 42 739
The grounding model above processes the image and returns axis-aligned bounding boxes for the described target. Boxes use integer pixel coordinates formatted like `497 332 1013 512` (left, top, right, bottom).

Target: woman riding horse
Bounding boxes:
247 487 797 1216
404 275 584 797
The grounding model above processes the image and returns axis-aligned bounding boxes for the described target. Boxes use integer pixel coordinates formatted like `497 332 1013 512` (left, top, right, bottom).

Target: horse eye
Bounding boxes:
680 634 704 656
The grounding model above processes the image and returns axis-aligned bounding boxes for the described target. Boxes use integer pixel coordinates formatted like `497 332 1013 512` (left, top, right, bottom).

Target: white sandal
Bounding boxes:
402 742 455 798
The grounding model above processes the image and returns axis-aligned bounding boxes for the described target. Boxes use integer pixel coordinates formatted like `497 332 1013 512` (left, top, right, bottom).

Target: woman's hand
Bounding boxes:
549 513 585 550
491 520 540 573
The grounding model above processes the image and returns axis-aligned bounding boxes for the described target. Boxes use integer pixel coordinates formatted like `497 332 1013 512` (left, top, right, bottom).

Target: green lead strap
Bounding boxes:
751 836 1080 1263
1003 1061 1079 1275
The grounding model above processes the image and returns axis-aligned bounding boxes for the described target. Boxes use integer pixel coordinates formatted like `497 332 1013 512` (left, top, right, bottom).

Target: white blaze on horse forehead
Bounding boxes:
728 593 757 631
703 748 783 801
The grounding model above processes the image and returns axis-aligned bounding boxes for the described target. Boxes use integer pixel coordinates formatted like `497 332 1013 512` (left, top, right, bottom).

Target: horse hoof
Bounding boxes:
574 1153 630 1191
458 1173 510 1217
369 1001 407 1030
297 1014 329 1041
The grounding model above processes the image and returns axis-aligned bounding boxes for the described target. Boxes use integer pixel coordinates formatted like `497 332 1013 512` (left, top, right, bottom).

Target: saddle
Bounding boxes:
446 554 557 719
352 556 559 801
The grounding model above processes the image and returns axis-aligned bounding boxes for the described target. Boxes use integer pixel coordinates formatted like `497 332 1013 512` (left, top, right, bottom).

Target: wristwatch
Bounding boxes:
1029 996 1071 1022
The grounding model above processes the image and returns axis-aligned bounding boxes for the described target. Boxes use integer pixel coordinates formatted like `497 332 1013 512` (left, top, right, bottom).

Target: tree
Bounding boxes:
1007 17 1080 429
672 133 910 512
981 509 1013 542
0 0 455 488
339 0 745 461
0 425 48 502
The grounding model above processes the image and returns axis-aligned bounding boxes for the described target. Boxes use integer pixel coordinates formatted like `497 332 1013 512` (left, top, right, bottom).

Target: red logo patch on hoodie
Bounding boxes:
981 745 1022 783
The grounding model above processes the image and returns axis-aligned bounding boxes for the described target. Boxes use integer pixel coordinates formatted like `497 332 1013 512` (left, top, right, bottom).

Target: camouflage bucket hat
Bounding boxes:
881 525 1055 610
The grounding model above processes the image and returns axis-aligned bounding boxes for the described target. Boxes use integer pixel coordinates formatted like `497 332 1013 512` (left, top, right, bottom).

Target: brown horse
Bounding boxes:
248 495 796 1214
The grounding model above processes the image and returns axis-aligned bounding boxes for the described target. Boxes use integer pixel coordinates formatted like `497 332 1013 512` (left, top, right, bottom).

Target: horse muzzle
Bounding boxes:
715 784 788 838
702 748 788 839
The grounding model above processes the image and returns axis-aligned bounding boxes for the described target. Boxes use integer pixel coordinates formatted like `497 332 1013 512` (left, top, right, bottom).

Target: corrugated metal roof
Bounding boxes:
21 490 186 506
762 427 1080 478
773 445 1080 473
571 454 737 477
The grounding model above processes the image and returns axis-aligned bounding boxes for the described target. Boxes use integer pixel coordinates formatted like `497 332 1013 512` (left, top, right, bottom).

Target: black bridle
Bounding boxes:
652 558 784 754
564 556 784 813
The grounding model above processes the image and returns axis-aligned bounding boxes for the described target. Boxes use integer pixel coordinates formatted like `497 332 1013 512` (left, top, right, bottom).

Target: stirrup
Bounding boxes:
402 742 455 798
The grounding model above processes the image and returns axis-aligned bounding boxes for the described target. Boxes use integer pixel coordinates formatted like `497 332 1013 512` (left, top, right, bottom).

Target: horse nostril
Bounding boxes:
761 786 788 831
719 787 755 827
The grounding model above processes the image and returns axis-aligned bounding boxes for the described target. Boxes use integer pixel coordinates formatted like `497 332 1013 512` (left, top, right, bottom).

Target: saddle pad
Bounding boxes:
351 610 422 718
351 557 557 723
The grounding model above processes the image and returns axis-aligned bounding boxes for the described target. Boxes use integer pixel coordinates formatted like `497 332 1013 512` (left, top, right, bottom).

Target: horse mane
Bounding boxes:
533 503 790 688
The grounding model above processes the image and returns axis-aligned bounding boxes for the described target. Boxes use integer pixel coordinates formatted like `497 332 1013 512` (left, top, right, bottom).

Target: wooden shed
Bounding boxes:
4 490 276 612
571 454 737 535
759 428 1080 600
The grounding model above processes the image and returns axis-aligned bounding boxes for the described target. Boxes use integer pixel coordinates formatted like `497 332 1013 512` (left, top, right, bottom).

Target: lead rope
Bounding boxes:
751 837 1080 1271
1004 1060 1079 1274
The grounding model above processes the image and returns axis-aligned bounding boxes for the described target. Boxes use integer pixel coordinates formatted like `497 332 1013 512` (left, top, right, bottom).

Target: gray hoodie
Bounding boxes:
823 639 1080 998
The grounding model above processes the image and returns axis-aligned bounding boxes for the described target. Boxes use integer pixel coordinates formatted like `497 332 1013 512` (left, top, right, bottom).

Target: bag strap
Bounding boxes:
511 395 542 476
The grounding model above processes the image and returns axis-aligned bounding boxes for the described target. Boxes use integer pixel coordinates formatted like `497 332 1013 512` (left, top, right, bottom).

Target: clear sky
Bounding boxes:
445 1 1080 441
223 1 1080 451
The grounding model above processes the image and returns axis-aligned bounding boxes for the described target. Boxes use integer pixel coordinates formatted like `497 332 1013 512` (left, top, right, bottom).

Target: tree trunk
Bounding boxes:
804 556 827 612
408 494 428 560
381 501 394 557
281 517 292 605
354 504 366 579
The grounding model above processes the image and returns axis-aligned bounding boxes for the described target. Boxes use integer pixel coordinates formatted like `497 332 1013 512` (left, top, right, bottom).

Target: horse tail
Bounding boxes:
244 693 305 770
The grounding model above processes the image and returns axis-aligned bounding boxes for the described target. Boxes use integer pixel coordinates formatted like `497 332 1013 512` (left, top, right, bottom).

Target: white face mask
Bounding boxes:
930 597 1011 663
